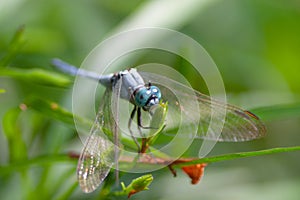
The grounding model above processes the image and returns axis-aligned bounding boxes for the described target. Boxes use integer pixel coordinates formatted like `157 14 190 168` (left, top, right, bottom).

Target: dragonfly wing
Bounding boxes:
111 75 123 183
77 89 115 193
193 91 266 141
140 71 266 142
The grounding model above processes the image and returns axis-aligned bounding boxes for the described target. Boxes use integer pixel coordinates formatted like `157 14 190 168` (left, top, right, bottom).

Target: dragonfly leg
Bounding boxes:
137 107 152 153
137 107 156 129
146 81 152 88
137 108 146 133
128 106 141 152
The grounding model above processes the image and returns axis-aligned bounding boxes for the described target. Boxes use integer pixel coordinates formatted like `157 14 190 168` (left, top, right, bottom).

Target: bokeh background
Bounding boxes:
1 0 300 199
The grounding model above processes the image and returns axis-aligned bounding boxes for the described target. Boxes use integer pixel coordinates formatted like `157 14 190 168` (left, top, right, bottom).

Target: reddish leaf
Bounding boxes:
181 163 207 184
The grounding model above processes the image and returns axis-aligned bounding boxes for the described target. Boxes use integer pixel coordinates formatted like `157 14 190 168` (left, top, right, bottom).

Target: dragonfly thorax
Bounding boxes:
134 85 161 111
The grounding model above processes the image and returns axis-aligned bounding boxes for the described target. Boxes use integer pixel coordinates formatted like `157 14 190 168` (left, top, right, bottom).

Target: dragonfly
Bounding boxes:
52 58 266 193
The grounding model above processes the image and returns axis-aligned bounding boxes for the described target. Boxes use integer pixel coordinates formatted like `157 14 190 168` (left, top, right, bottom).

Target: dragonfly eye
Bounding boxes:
149 86 161 99
134 86 162 109
147 97 159 106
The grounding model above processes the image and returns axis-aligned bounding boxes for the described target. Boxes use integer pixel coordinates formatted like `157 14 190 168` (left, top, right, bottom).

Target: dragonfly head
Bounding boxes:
134 85 161 111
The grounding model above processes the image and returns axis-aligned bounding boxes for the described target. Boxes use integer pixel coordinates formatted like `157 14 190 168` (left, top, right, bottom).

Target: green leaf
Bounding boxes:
149 102 168 136
251 103 300 121
2 107 28 162
0 67 72 87
0 154 75 176
55 181 78 200
128 174 153 191
2 107 21 139
24 96 93 132
115 174 153 198
146 101 168 146
0 25 26 66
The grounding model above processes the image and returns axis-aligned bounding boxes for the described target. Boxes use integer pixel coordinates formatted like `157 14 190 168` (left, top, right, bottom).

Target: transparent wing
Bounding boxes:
140 72 266 142
111 75 122 183
77 89 115 193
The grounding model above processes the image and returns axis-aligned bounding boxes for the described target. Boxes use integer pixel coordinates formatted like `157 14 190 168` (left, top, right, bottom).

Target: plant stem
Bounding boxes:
1 146 300 176
173 146 300 167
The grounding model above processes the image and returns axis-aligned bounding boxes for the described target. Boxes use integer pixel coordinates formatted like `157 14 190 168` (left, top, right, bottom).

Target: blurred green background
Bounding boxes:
1 0 300 199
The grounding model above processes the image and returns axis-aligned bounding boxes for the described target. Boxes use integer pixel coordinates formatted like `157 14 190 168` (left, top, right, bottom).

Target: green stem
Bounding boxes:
56 181 78 200
1 146 300 176
0 154 76 175
174 146 300 167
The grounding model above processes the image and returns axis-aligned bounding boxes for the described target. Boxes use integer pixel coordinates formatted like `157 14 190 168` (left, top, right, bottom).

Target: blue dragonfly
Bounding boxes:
52 58 266 193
